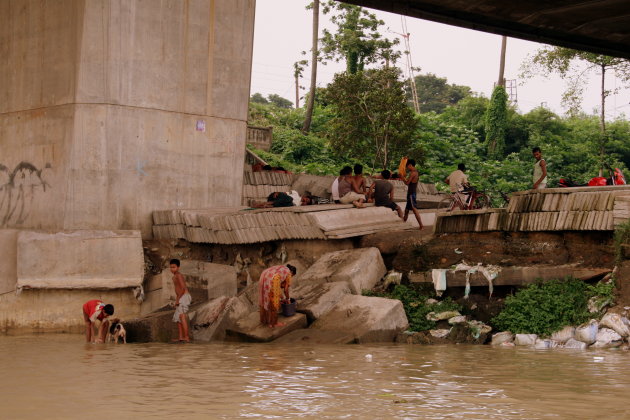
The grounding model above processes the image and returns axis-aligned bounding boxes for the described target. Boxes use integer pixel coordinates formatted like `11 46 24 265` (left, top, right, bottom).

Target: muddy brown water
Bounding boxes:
1 335 629 419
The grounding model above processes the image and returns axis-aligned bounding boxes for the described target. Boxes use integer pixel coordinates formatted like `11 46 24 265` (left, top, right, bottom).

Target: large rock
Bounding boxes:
16 230 143 289
179 260 237 300
551 326 575 343
192 295 252 342
599 313 630 338
273 329 356 344
564 338 588 350
514 334 538 346
575 319 599 344
491 331 514 346
591 328 623 348
297 247 387 294
292 281 351 322
125 307 198 343
225 311 307 342
285 259 308 287
310 295 408 343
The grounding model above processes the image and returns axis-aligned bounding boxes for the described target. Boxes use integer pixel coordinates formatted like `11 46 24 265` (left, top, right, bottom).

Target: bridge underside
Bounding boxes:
339 0 630 59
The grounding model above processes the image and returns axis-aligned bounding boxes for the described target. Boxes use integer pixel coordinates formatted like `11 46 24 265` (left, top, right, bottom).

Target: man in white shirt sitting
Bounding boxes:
445 163 470 207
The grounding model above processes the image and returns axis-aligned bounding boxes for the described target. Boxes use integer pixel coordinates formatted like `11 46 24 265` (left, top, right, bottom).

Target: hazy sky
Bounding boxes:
251 0 630 118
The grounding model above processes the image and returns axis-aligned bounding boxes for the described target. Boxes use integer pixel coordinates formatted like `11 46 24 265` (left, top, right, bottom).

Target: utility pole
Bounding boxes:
302 0 319 134
505 79 518 104
395 16 420 113
497 36 507 87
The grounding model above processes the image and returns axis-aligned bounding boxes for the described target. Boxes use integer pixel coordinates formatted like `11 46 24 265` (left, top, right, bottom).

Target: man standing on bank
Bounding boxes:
402 158 424 230
532 147 548 189
170 258 192 343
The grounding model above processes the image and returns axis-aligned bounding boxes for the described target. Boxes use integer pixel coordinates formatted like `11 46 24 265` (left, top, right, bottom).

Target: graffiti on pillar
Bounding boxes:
0 162 51 227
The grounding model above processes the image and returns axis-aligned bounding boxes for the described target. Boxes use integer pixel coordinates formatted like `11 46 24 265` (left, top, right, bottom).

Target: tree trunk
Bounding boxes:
599 64 606 176
295 72 300 109
302 0 319 134
600 64 606 134
497 36 507 87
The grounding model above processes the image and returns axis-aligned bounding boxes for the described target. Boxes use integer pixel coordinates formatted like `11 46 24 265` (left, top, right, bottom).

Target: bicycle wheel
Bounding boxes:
437 196 454 211
472 194 491 209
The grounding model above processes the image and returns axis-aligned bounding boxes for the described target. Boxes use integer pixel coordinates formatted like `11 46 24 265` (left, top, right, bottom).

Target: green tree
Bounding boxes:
267 94 293 109
320 2 399 74
250 92 268 105
407 73 472 113
324 67 419 169
521 47 630 133
485 86 508 159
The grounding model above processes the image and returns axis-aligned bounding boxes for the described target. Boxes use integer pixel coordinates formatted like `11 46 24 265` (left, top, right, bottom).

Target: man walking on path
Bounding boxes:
403 159 424 230
532 147 548 189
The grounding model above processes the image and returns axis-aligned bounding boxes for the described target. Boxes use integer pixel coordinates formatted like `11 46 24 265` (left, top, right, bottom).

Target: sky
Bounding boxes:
250 0 630 119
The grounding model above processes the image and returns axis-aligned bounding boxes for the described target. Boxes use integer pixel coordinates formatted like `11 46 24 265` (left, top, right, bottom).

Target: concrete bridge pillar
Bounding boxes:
0 0 255 237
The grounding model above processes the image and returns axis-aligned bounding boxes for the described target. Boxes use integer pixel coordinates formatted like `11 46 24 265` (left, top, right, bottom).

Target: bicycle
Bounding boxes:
437 185 491 211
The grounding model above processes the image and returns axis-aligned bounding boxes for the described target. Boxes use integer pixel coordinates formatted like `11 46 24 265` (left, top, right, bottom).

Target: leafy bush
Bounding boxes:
491 278 611 336
363 284 461 332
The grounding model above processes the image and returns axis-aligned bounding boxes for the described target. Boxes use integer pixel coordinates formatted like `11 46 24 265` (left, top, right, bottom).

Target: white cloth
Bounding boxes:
331 178 340 201
339 191 364 204
173 293 192 323
288 190 302 206
431 269 448 296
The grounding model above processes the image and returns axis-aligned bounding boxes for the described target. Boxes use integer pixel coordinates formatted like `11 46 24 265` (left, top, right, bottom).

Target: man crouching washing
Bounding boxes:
82 299 114 343
170 258 191 342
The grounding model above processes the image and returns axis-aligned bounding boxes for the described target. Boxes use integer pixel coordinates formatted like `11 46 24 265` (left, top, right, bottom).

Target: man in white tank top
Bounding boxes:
532 147 548 189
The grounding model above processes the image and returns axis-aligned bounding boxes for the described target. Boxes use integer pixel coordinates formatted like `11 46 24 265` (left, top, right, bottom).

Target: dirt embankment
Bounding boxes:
361 230 615 274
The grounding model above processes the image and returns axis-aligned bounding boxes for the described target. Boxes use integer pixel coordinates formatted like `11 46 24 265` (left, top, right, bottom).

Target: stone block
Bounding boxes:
124 309 180 343
291 174 335 197
292 281 352 322
16 230 144 289
310 295 408 343
192 295 252 342
180 260 238 301
225 311 307 342
285 258 308 287
514 334 538 346
0 229 18 295
298 247 387 294
273 329 356 344
491 331 514 346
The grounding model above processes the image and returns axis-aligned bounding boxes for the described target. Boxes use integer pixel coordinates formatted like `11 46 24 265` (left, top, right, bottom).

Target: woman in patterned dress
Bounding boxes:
258 264 297 327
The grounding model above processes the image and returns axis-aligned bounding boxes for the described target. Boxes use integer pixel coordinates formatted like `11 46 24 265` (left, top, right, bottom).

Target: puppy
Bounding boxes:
107 318 127 344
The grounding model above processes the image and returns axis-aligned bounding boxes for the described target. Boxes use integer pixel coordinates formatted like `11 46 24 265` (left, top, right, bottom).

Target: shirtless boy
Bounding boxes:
403 159 424 230
169 258 191 342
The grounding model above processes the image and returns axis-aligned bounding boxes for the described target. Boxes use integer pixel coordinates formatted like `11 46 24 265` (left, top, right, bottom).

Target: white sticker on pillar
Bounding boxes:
196 120 206 132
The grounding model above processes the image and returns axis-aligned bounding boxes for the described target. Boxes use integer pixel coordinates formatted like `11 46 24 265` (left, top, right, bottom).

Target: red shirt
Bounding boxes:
83 300 107 322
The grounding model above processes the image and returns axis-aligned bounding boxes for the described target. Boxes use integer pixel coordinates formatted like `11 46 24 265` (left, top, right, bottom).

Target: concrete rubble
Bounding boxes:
297 247 387 294
292 282 352 322
494 315 630 350
310 295 409 343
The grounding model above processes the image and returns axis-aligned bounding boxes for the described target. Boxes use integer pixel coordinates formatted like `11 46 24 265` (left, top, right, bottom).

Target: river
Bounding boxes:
1 335 628 419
